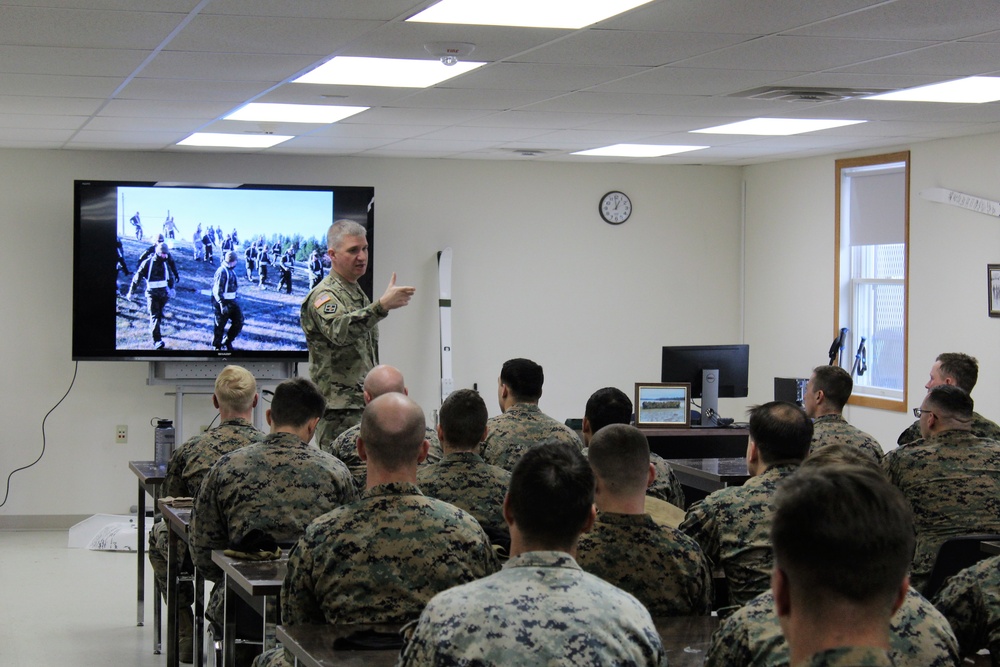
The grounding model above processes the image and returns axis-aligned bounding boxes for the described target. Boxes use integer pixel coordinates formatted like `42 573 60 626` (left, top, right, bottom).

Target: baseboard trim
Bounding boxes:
0 515 91 530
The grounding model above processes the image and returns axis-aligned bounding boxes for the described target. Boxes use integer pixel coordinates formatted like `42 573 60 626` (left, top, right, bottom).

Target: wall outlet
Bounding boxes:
115 425 128 444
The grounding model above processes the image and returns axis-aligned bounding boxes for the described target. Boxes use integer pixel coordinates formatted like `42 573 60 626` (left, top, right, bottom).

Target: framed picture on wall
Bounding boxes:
990 264 1000 318
634 382 691 428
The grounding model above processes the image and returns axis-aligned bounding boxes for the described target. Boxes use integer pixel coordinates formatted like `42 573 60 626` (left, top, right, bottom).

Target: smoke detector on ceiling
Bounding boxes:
424 42 476 66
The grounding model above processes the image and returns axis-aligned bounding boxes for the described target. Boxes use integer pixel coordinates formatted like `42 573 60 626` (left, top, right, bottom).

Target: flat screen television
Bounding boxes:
661 344 750 426
72 180 374 362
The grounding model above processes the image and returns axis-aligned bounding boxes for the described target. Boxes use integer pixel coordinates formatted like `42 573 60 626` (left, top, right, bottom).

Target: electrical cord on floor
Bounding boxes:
0 360 78 507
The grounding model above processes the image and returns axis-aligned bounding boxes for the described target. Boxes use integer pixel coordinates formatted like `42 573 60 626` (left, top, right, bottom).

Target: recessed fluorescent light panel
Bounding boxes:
407 0 655 29
692 118 866 136
177 133 293 148
294 56 484 88
225 103 368 124
866 76 1000 103
572 144 708 157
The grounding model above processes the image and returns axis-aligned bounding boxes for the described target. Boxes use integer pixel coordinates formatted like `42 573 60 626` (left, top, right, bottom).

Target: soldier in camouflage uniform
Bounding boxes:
417 388 511 540
897 352 1000 446
577 424 712 616
582 386 685 508
707 588 960 667
803 365 884 463
189 377 357 624
481 358 581 471
707 446 959 667
679 402 811 608
323 365 442 488
884 384 1000 593
148 365 263 662
299 219 415 451
399 442 667 667
254 392 498 667
932 554 1000 663
769 465 915 667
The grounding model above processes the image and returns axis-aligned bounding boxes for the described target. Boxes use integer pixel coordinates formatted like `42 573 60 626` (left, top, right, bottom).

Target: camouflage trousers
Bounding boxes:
315 408 363 452
148 520 195 608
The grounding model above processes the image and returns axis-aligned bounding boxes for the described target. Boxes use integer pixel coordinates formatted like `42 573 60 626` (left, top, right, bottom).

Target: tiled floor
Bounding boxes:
0 530 165 666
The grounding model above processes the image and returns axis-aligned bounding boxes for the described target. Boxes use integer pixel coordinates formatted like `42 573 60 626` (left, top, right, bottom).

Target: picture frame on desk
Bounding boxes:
634 382 691 429
989 264 1000 318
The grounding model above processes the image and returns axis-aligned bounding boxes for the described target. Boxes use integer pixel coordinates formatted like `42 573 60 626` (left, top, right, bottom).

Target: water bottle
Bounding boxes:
154 419 175 467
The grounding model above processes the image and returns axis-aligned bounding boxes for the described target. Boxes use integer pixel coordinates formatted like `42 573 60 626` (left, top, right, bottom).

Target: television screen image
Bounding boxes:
73 180 374 361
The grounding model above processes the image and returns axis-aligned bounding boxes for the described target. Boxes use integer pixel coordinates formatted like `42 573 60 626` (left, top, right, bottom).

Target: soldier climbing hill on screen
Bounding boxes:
127 242 176 350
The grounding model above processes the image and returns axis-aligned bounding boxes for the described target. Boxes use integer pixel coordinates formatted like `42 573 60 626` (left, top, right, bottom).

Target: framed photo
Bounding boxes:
990 264 1000 318
634 382 691 429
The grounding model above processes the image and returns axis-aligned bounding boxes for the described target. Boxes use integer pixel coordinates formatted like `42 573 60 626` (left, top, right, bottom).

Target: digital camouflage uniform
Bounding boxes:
149 418 263 608
810 414 884 463
300 270 387 450
932 554 1000 661
189 431 357 621
576 511 712 616
883 430 1000 593
416 451 511 537
801 647 894 667
481 403 582 471
706 587 960 667
649 452 686 508
679 463 800 607
254 482 499 667
897 411 1000 446
398 551 668 667
324 423 443 489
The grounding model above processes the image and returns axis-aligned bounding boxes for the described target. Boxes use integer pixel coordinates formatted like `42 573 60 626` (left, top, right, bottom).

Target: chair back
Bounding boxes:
924 533 1000 599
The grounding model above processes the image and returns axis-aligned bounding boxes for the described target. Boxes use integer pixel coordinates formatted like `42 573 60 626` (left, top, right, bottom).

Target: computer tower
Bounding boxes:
774 377 809 406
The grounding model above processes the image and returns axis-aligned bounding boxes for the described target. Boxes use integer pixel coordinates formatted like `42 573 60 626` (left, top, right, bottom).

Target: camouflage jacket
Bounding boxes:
679 463 799 607
707 588 959 667
300 271 385 411
932 554 1000 660
576 511 712 616
481 403 582 471
802 647 895 666
280 481 499 626
649 452 686 508
398 550 668 667
162 417 263 499
883 429 1000 592
810 414 884 463
897 411 1000 446
189 431 358 582
416 451 511 537
324 423 443 489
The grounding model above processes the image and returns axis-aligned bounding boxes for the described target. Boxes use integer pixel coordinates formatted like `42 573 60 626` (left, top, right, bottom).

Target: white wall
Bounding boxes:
0 149 743 522
744 133 1000 450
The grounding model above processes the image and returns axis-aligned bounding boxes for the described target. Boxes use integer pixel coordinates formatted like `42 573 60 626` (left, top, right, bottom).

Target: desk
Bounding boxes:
667 458 751 499
274 616 719 667
160 502 206 667
646 427 748 459
212 550 288 667
129 460 165 647
655 615 719 667
981 540 1000 556
276 624 402 667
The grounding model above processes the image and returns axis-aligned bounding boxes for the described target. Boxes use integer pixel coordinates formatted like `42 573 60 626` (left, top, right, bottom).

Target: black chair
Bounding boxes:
923 533 1000 599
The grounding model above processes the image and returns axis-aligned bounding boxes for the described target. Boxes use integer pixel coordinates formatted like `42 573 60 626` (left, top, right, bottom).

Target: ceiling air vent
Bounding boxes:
728 86 889 102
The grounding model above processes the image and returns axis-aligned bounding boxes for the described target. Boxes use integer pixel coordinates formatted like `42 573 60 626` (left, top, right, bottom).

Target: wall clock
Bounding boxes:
600 191 632 225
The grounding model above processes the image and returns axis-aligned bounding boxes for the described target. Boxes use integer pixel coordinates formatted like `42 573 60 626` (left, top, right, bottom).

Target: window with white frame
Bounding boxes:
835 152 909 411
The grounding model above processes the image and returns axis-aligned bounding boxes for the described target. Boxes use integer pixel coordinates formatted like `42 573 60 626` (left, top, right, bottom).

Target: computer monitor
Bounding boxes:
661 344 750 426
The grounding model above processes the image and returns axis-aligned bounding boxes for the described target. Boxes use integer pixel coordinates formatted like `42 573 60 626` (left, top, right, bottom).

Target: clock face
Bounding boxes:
600 191 631 224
